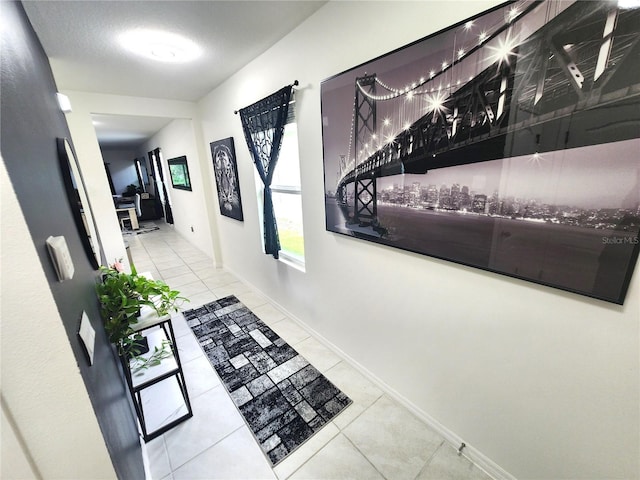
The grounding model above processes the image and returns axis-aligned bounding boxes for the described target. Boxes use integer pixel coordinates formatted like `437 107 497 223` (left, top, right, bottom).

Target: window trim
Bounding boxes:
252 108 305 268
271 119 305 268
278 249 305 271
271 185 301 195
271 187 305 269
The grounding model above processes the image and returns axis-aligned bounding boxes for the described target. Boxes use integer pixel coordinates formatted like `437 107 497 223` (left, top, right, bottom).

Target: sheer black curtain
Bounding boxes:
238 85 293 259
147 151 162 216
134 158 147 193
148 148 174 224
103 163 116 195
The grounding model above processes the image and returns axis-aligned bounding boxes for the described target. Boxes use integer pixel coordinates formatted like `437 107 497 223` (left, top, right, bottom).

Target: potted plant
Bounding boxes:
96 260 187 362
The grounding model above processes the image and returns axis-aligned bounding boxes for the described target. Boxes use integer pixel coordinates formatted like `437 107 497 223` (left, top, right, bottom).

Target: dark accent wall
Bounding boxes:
0 2 144 478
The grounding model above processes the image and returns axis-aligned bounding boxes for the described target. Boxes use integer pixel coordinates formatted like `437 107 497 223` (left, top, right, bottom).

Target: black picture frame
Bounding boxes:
167 156 192 191
57 137 100 269
210 137 244 221
320 1 640 304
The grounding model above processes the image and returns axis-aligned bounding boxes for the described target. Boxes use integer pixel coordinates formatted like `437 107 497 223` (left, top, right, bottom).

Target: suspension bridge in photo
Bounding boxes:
333 0 640 231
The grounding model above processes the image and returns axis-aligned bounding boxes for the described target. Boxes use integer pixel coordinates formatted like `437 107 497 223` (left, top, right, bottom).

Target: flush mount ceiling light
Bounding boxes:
119 29 201 63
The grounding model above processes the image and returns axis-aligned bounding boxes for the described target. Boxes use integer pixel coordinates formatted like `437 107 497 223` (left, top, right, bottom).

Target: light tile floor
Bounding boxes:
125 224 492 480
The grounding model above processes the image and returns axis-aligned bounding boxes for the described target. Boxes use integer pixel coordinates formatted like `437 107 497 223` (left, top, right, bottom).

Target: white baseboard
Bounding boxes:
138 424 153 480
223 266 517 480
299 333 516 480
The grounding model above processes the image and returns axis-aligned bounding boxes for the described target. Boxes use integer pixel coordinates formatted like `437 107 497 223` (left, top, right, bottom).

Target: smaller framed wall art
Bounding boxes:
210 137 244 221
168 156 192 191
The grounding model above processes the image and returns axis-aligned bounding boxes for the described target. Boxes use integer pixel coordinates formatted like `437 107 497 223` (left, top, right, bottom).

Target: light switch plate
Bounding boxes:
78 311 95 365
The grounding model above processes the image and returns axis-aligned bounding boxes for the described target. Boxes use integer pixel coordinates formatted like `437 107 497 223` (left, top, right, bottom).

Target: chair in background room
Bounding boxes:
118 193 142 230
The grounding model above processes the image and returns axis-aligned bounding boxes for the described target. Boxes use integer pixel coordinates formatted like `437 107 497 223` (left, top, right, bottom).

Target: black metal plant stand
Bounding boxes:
120 311 193 442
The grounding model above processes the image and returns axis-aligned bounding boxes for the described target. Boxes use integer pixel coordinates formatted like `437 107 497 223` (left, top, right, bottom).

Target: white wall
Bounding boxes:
195 2 640 479
0 158 115 479
101 148 139 195
1 405 38 479
139 118 216 259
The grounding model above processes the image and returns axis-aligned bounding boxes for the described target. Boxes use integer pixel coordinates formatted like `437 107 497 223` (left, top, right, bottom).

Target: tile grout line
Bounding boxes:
167 423 247 475
342 429 391 480
275 425 342 480
412 439 446 480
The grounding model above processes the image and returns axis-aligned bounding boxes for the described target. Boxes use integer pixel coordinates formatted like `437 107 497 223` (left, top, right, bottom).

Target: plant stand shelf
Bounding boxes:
120 308 193 442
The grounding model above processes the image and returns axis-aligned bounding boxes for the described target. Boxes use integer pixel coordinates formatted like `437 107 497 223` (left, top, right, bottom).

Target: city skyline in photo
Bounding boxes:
375 139 640 211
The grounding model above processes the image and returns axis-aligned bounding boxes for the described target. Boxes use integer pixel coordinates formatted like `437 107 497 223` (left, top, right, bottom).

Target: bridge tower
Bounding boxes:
336 155 347 205
353 74 378 226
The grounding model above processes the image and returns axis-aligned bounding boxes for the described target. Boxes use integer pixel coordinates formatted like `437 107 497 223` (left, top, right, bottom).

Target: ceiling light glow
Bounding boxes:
119 29 201 63
618 0 640 8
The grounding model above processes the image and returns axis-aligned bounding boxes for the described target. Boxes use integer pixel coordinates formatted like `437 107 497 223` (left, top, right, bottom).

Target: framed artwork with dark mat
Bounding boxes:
210 137 244 221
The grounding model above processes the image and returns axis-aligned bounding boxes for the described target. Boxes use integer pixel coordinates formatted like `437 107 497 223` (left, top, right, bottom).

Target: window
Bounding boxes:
270 122 305 266
167 156 192 191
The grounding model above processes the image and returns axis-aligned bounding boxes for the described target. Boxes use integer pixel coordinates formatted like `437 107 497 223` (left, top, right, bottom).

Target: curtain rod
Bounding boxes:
234 80 298 114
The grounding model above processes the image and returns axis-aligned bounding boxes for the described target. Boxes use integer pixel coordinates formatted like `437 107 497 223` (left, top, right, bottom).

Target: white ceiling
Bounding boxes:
23 0 326 147
90 114 173 148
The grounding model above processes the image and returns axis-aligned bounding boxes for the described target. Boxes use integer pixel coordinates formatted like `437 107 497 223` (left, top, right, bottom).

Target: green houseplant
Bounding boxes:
96 261 186 360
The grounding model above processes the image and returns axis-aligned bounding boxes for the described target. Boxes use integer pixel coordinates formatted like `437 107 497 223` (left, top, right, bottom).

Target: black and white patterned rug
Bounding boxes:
122 221 160 236
183 296 351 465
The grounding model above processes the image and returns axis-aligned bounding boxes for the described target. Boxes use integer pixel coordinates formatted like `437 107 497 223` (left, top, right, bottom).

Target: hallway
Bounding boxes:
126 223 492 480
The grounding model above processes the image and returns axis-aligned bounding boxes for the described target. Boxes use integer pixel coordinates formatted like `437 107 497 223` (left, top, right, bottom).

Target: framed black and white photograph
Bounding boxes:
321 0 640 304
168 156 192 191
210 137 244 221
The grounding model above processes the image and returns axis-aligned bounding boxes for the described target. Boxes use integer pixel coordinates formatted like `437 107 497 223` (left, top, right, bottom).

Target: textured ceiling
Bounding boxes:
23 0 326 146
